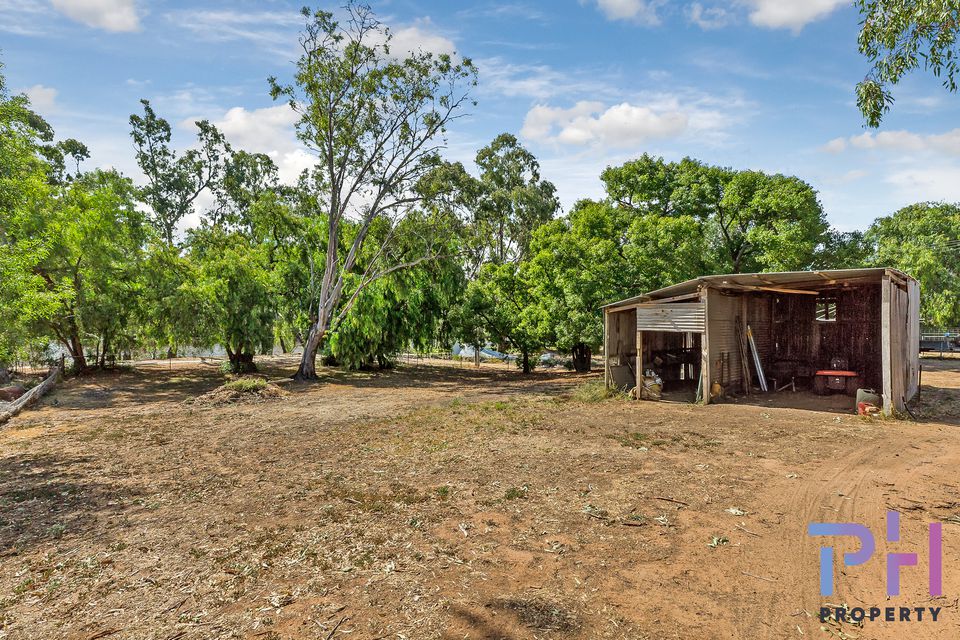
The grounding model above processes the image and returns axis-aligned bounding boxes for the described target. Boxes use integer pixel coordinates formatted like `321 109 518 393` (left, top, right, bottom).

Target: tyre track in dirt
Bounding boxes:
735 427 960 640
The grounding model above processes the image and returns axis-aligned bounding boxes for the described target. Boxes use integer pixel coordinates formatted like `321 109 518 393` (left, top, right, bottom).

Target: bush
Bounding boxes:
222 377 268 393
571 379 620 403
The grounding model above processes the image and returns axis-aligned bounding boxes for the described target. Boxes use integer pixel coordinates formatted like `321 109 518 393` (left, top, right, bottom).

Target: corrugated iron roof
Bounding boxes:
603 268 914 310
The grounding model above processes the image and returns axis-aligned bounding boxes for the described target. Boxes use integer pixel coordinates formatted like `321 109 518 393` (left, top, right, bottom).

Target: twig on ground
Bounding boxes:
325 616 349 640
741 571 777 583
653 496 689 506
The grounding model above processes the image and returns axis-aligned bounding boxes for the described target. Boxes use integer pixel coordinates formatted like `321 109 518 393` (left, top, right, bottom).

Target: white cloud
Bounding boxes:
456 4 548 22
587 0 663 25
688 3 733 29
0 0 51 35
23 84 58 113
478 57 618 100
521 98 720 148
164 9 299 57
50 0 140 32
821 137 847 154
204 105 314 184
386 18 457 58
826 129 960 156
165 10 455 59
742 0 847 32
887 166 960 202
521 90 743 148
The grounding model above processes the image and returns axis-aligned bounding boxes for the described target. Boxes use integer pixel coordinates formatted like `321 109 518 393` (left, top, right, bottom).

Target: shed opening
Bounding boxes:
603 269 920 415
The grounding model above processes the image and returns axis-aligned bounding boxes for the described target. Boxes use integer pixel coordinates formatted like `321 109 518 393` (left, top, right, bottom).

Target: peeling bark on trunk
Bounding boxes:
294 324 324 380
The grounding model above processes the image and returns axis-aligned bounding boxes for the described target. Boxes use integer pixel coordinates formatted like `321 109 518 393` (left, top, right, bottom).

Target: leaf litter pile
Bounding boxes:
190 376 289 406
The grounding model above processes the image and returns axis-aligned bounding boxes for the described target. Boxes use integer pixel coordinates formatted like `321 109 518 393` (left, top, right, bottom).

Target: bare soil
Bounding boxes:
1 356 959 639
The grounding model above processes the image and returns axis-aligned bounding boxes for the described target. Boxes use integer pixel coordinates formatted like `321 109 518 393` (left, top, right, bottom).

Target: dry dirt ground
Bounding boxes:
1 356 959 640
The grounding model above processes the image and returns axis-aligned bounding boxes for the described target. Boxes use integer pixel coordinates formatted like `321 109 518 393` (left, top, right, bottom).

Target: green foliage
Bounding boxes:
444 134 558 370
524 202 631 357
222 377 268 393
867 202 960 326
190 230 277 372
601 154 829 274
2 154 146 369
328 210 465 369
0 65 59 363
815 230 873 269
457 262 547 373
267 2 478 379
130 100 229 245
856 0 960 127
138 243 213 356
473 133 559 267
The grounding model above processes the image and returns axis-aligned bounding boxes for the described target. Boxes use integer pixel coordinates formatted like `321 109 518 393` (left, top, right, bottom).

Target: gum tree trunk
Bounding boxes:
294 324 324 380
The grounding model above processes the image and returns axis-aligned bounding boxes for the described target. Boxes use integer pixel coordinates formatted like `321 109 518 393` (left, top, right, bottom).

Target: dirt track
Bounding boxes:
0 356 958 639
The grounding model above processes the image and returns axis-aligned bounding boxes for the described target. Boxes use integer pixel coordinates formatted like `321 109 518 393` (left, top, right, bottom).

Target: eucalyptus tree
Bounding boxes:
130 100 229 245
474 133 559 267
857 0 960 126
328 210 465 369
268 2 477 380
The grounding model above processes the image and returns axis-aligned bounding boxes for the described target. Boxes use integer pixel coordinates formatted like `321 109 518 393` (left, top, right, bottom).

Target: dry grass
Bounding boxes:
0 356 958 639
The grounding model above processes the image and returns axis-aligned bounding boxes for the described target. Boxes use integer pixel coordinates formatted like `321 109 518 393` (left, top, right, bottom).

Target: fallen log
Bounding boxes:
0 366 60 426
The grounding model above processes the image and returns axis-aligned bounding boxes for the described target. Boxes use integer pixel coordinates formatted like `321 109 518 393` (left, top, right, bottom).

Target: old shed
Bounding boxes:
602 268 920 415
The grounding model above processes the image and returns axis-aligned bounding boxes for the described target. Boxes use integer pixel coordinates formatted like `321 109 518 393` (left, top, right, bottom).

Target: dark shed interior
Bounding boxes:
604 269 919 413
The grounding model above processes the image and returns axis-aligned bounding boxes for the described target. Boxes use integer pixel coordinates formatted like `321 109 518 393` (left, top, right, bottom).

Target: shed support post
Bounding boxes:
636 330 643 389
603 309 610 389
701 287 711 405
881 275 893 416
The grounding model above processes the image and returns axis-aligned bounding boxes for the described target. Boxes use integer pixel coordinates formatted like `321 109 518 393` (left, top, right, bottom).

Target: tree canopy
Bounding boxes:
3 15 959 384
857 0 960 126
867 202 960 327
269 1 477 379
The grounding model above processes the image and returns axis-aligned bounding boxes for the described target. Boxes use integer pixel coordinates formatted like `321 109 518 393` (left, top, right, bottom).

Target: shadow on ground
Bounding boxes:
0 453 139 554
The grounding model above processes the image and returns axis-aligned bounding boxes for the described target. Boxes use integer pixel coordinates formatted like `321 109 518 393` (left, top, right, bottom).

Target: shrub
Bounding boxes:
222 377 268 393
571 379 620 403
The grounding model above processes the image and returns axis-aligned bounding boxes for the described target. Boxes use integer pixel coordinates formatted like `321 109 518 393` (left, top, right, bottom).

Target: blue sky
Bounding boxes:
3 0 960 232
